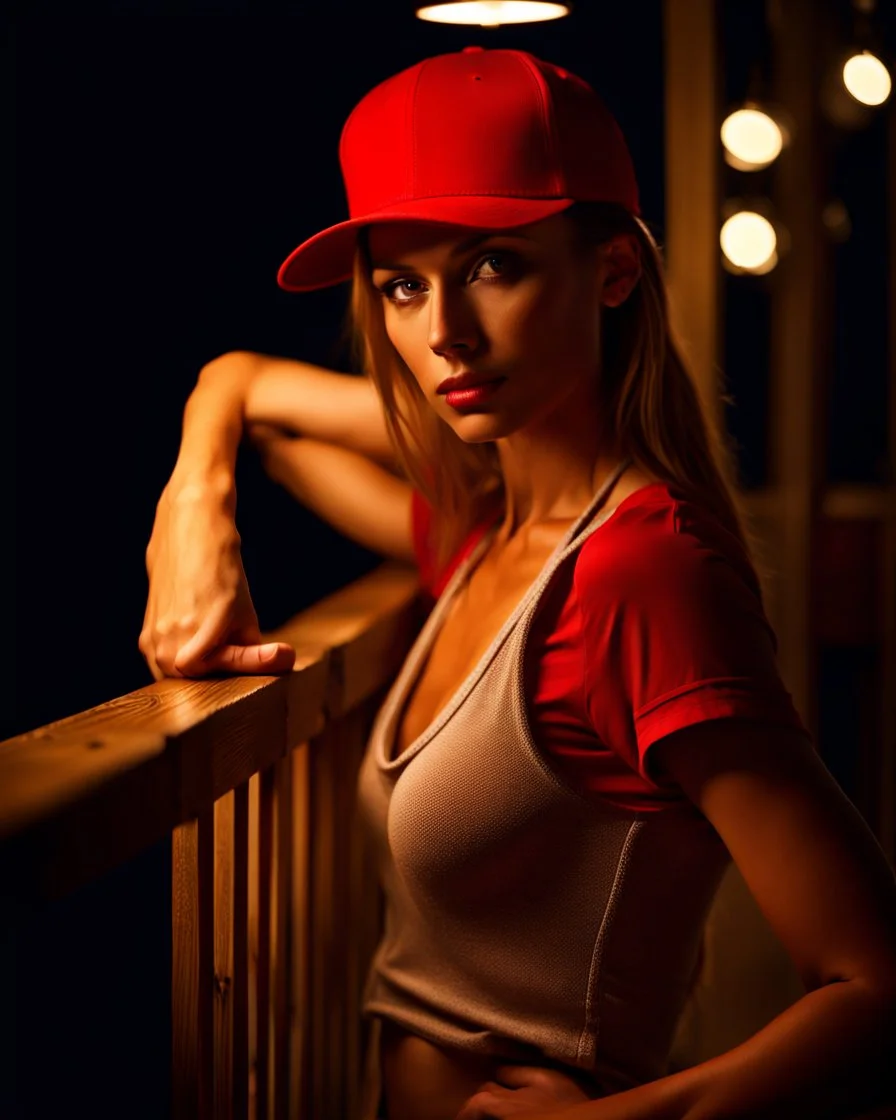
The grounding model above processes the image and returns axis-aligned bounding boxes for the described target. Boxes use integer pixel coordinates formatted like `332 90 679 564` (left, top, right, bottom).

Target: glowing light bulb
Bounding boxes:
720 211 778 273
721 108 784 170
842 50 892 106
416 1 569 25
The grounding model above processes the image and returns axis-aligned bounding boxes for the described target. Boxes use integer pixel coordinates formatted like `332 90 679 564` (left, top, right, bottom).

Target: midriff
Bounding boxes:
379 1019 500 1120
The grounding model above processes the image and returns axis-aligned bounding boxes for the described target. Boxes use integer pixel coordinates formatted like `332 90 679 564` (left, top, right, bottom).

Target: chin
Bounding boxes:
444 414 519 443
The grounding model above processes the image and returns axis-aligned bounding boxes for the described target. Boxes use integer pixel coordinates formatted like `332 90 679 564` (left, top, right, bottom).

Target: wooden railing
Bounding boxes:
4 555 894 1120
0 561 425 1120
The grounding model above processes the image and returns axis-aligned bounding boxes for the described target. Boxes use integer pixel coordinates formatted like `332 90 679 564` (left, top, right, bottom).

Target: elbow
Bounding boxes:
200 349 263 382
246 420 288 447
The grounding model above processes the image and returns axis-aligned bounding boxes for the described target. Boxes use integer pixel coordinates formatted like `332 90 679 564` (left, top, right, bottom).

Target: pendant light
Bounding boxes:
415 2 571 27
841 0 892 107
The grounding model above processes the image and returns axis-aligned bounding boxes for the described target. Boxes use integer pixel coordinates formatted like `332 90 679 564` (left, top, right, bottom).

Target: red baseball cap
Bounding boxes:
277 46 640 292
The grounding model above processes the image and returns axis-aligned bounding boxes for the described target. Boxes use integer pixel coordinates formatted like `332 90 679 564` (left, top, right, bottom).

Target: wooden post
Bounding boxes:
881 87 896 865
662 0 722 427
766 0 834 732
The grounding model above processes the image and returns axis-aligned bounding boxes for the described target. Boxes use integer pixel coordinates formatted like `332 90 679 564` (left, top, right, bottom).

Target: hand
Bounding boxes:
455 1064 591 1120
139 477 295 680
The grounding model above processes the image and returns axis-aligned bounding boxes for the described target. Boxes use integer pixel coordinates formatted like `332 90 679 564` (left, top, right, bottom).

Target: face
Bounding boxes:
367 213 639 443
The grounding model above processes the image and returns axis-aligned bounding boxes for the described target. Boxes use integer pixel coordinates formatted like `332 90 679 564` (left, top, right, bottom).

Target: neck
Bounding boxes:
492 397 622 549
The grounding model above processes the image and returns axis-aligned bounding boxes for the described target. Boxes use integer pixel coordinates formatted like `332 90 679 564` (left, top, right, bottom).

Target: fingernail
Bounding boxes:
260 643 279 662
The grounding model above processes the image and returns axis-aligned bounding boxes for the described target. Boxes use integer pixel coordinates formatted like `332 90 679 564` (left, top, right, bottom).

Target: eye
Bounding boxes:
476 253 509 278
380 278 425 304
376 250 515 306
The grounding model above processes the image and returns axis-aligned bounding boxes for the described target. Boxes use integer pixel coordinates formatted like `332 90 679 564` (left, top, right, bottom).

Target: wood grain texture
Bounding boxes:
289 742 311 1119
767 0 833 733
0 562 420 902
214 792 235 1120
662 0 721 426
307 719 338 1119
271 752 293 1120
172 809 214 1120
248 772 260 1120
233 781 250 1120
255 765 274 1120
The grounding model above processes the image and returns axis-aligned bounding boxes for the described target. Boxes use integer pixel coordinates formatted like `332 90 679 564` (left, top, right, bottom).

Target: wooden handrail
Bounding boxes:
0 561 422 901
1 560 424 1120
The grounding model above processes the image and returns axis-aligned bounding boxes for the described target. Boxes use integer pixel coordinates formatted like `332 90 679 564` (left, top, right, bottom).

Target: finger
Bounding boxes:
202 642 296 677
454 1085 518 1120
454 1099 489 1120
171 596 239 675
139 629 170 682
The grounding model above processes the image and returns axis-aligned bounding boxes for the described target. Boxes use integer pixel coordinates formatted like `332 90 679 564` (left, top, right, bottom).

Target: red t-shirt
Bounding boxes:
410 481 811 813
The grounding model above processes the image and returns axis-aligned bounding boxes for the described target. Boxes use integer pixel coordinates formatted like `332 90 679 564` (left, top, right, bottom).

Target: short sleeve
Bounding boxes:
410 488 438 598
409 489 495 601
575 497 811 789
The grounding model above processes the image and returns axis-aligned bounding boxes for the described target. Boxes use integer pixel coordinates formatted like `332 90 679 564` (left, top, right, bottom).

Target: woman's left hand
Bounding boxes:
454 1064 591 1119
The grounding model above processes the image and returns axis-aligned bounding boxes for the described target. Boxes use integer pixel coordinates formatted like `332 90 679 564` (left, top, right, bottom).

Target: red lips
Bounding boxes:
436 371 505 394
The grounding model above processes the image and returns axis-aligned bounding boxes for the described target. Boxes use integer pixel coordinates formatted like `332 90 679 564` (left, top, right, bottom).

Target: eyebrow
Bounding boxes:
370 231 537 271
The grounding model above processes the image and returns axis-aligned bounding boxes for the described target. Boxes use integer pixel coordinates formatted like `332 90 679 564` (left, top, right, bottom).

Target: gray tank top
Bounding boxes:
355 457 730 1104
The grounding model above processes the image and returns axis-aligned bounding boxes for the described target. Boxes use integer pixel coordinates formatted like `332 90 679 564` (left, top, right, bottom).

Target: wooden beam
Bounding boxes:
767 0 834 731
662 0 721 427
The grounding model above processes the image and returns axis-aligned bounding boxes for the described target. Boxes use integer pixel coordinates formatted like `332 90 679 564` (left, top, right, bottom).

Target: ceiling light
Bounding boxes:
416 1 570 27
720 106 787 171
721 209 780 275
842 49 892 106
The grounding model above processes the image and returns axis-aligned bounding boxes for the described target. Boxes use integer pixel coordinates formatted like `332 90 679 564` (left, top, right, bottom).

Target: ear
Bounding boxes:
598 233 642 308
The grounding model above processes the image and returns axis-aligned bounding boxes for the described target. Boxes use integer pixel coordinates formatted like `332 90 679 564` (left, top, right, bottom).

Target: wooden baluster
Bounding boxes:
234 782 250 1119
306 720 339 1117
302 697 386 1120
248 772 259 1120
214 791 235 1120
271 751 294 1120
287 741 310 1117
172 807 214 1119
255 766 274 1120
214 786 251 1119
344 697 383 1120
342 708 363 1120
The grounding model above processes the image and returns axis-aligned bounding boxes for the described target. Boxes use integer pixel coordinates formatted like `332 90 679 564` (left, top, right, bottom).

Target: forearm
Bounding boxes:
256 434 414 561
170 351 262 493
561 980 894 1120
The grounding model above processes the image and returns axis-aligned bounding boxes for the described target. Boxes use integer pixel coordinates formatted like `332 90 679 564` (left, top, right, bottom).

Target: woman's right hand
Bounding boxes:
139 476 296 681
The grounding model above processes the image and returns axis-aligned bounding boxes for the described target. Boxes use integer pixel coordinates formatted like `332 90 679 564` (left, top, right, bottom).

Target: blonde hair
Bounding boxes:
340 202 765 589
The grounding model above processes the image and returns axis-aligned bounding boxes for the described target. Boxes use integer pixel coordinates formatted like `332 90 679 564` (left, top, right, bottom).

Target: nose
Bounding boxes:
426 283 481 358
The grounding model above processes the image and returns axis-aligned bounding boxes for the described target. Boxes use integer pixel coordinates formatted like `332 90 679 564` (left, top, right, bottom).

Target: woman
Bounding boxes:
140 47 896 1120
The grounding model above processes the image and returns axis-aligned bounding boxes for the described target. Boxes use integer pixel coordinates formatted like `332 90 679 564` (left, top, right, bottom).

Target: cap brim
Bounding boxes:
276 196 577 292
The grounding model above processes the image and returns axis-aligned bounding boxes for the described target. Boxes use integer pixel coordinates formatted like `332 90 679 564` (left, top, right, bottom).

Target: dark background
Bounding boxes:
5 1 893 1117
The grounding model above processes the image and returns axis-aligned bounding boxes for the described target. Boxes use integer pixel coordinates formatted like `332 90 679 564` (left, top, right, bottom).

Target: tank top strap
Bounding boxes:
554 454 635 558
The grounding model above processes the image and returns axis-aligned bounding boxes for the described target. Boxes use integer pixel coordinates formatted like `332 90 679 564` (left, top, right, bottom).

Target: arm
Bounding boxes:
239 350 400 469
467 723 896 1120
644 721 896 1119
172 348 399 496
252 433 415 563
140 351 414 679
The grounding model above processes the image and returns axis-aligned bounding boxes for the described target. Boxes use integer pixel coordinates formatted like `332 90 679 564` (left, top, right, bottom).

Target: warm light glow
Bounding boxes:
416 1 570 26
842 50 892 106
720 108 784 170
720 211 778 273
